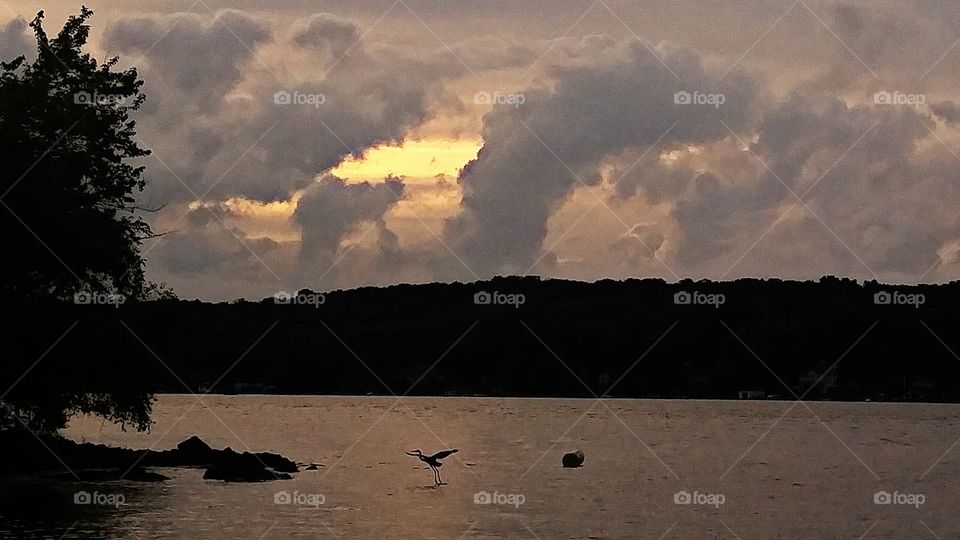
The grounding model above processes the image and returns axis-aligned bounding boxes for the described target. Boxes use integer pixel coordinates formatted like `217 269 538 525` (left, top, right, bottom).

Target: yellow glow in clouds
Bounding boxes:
331 138 481 182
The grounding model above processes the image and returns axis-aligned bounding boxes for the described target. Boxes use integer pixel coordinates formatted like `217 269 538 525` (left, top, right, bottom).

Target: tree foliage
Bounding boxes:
0 6 151 300
0 7 154 433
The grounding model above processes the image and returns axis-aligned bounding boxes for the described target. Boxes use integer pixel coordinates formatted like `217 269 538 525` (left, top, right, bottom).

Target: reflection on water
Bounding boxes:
0 475 167 538
1 396 959 538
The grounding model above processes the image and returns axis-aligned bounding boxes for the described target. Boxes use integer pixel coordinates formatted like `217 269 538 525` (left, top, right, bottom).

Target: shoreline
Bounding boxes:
0 432 300 482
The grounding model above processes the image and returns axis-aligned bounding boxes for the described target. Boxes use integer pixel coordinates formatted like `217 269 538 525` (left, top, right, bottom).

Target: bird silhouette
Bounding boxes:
406 448 459 485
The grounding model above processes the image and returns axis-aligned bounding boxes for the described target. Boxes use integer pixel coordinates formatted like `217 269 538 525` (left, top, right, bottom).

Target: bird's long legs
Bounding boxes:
431 465 444 485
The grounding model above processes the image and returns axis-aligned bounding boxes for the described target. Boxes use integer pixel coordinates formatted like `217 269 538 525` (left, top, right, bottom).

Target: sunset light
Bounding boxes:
331 138 481 183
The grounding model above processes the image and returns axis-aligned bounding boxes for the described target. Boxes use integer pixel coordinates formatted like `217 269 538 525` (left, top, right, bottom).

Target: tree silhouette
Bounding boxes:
0 7 154 433
0 6 151 301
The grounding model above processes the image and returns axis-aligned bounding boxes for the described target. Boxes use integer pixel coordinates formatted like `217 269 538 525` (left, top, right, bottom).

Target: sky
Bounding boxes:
3 0 960 299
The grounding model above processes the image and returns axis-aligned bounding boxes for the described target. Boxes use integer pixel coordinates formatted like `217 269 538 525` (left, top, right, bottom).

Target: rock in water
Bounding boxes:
176 436 214 464
203 452 292 482
202 448 293 482
562 450 585 468
1 431 299 481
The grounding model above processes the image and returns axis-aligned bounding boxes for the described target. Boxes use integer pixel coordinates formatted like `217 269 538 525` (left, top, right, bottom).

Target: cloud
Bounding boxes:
613 223 666 265
0 17 31 62
664 91 956 279
152 204 281 277
291 13 360 57
103 9 491 207
293 174 404 261
11 0 958 298
444 37 759 276
104 10 271 109
931 101 960 125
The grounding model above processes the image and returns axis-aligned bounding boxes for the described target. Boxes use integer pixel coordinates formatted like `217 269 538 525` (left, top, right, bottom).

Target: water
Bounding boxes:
2 395 959 538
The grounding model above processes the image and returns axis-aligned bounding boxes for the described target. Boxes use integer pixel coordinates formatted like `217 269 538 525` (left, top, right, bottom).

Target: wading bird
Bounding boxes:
406 448 459 485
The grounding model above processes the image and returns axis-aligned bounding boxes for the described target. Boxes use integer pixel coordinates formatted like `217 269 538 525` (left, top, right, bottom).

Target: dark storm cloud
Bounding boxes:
663 92 958 277
445 38 759 276
930 101 960 125
104 10 271 110
670 172 740 265
101 8 492 206
293 175 404 262
8 0 960 298
154 206 280 276
291 13 360 56
103 1 960 294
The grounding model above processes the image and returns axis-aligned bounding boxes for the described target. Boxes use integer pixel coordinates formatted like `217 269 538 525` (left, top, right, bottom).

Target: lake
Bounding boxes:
1 395 958 538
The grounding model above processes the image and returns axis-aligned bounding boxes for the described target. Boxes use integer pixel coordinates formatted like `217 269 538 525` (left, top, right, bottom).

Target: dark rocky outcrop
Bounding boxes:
176 435 215 463
202 448 293 482
251 450 299 473
1 431 296 482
